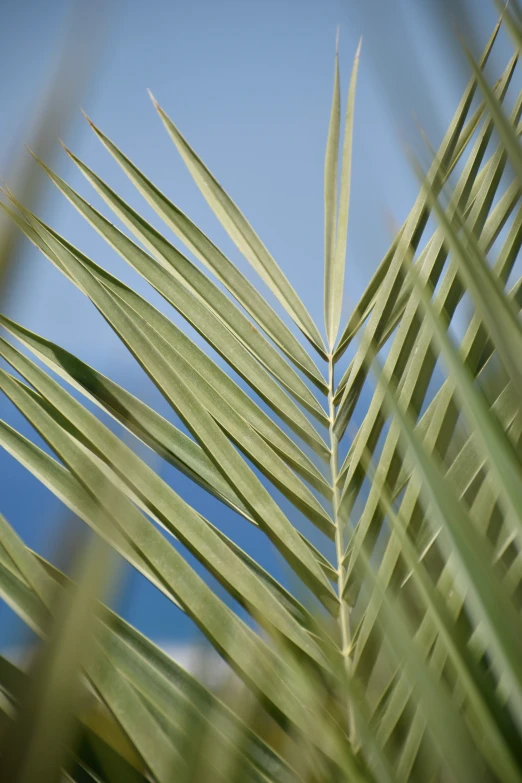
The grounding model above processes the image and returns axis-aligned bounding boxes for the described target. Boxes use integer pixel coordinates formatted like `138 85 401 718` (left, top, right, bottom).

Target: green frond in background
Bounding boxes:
1 7 522 782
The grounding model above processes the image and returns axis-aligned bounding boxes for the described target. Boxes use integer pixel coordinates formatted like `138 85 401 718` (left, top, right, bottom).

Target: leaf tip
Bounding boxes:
81 109 96 131
148 89 160 111
25 145 48 174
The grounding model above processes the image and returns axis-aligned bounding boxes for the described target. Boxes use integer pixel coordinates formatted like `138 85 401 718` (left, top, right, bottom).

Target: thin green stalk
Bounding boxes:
328 356 353 737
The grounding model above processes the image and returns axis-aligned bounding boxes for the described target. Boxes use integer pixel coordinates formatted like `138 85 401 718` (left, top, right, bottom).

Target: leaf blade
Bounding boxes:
325 39 361 349
148 97 327 355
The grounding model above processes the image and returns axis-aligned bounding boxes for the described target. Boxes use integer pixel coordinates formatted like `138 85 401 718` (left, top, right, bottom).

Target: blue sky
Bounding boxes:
0 0 511 650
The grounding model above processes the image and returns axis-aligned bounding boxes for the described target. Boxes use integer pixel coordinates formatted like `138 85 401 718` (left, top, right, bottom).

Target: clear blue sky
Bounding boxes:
0 0 510 650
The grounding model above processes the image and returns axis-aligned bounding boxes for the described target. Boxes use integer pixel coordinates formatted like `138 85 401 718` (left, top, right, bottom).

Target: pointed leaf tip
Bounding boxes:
80 109 96 129
148 89 159 110
0 179 14 199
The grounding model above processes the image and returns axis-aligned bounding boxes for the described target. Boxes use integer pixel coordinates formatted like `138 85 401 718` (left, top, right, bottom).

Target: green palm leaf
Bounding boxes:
149 98 326 356
2 10 522 782
323 37 362 349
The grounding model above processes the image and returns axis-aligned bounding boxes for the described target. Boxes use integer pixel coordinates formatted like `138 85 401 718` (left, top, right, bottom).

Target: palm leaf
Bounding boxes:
2 10 522 782
324 38 361 349
149 98 326 355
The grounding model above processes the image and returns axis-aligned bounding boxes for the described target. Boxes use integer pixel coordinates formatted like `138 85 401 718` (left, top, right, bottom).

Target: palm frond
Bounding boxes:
1 9 522 782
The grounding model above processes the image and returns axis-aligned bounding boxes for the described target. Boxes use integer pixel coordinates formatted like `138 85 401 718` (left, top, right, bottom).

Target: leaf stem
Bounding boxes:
328 354 353 733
